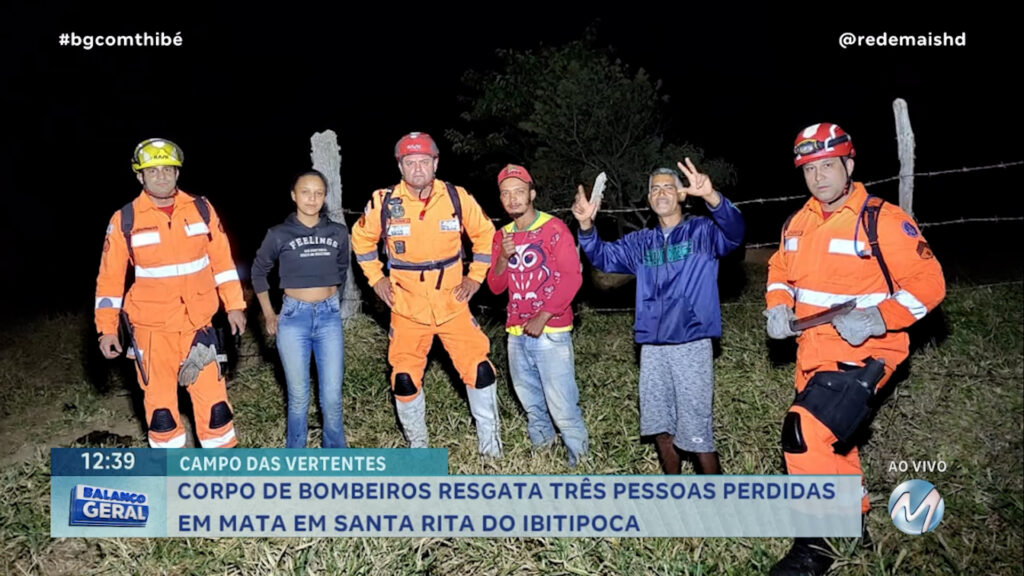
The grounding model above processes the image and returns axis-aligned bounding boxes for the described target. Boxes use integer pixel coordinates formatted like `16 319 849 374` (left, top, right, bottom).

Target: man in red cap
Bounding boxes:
486 164 589 467
765 123 945 575
351 132 501 457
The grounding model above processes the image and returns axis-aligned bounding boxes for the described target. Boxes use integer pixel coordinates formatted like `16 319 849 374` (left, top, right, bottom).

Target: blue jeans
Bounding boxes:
276 294 347 448
507 331 589 466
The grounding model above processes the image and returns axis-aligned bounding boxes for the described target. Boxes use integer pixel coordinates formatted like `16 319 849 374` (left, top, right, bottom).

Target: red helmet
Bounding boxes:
793 123 856 167
394 132 439 160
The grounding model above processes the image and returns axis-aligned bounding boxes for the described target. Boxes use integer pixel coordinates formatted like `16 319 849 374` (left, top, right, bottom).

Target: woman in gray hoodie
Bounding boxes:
252 170 349 448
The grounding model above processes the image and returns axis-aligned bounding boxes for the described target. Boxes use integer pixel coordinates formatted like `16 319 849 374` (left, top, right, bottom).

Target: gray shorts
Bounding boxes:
638 338 715 452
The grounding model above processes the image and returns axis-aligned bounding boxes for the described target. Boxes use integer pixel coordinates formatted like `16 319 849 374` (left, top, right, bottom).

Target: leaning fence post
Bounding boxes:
893 98 916 218
310 129 361 321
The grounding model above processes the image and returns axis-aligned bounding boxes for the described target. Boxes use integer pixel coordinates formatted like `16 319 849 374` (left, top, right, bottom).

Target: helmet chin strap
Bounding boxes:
842 157 854 195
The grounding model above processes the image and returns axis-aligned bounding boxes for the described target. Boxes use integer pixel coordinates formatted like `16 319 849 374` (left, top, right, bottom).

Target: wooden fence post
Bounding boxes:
311 129 361 321
893 98 916 218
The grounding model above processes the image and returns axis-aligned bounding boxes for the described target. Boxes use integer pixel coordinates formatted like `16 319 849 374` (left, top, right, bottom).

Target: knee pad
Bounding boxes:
209 401 233 429
782 411 807 454
393 373 419 400
150 408 177 433
474 361 496 389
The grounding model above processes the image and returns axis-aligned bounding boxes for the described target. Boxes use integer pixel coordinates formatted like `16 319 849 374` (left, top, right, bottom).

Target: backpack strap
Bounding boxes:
120 202 136 265
193 195 213 241
444 181 462 226
780 208 800 246
444 181 466 259
120 195 214 264
378 187 395 261
193 195 211 224
860 196 895 295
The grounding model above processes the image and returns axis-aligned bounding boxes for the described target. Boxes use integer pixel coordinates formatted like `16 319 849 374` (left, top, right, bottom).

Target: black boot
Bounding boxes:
769 538 834 576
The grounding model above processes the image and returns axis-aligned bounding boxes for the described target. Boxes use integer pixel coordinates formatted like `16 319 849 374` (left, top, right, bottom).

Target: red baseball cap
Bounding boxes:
497 164 533 186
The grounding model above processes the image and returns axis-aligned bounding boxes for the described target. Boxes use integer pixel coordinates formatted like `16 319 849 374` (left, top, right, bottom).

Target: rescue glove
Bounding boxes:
831 306 886 346
764 305 801 339
178 342 219 387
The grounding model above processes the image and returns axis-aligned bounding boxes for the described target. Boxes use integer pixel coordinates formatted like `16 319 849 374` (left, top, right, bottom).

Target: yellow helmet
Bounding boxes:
131 138 184 172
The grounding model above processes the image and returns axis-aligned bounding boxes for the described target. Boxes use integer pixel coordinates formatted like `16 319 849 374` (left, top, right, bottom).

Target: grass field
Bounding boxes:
1 264 1021 575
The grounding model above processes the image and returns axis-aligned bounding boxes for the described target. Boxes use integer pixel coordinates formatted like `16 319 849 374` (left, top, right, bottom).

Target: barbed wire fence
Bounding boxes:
742 160 1024 248
320 100 1023 317
336 157 1023 288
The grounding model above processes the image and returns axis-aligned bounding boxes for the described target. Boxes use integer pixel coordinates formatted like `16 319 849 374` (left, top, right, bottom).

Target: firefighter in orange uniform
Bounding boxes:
96 138 246 449
765 123 945 575
351 132 501 457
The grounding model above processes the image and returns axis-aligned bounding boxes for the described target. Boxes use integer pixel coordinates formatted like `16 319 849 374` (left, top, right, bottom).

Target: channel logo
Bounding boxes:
888 479 944 535
69 484 149 527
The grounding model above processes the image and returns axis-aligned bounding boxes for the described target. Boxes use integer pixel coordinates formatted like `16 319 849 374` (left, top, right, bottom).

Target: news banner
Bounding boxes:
52 449 861 537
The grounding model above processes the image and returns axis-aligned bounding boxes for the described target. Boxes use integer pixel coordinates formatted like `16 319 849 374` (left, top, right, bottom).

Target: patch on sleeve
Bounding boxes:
902 221 919 238
106 223 113 235
916 240 933 259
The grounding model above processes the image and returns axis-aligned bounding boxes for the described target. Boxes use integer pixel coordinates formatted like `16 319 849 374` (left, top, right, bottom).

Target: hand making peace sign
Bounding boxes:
676 158 721 208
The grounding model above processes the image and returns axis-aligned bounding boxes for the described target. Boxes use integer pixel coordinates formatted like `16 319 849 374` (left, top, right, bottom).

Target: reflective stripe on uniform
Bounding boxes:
131 231 161 247
185 222 211 236
214 269 239 285
95 296 123 309
794 287 888 309
150 434 187 448
828 238 867 256
135 255 210 279
767 283 795 297
893 289 928 320
200 428 236 448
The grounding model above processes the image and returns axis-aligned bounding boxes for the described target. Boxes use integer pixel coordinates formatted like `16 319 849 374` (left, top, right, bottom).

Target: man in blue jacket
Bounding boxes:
572 159 745 474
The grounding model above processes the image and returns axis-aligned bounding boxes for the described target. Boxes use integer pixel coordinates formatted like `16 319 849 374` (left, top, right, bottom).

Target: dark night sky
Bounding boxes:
3 5 1020 318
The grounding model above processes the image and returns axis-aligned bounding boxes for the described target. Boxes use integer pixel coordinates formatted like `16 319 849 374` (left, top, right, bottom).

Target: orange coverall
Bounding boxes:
351 179 500 456
96 190 246 448
766 182 945 512
351 179 496 395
